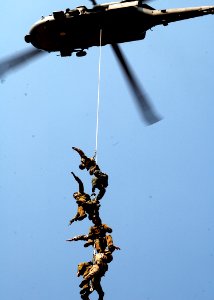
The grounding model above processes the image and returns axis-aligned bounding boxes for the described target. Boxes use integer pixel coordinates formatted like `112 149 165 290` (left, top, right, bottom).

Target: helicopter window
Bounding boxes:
76 6 88 14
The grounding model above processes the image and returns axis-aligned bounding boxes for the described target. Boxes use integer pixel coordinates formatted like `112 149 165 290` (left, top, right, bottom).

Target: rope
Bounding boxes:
91 29 103 266
94 29 102 163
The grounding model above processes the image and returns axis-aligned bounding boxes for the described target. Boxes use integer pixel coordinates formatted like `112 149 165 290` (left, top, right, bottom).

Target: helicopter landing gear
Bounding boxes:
60 50 72 57
76 50 87 57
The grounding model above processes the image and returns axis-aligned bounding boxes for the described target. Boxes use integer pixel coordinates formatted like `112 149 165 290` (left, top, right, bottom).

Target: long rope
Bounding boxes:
92 29 103 269
94 29 102 163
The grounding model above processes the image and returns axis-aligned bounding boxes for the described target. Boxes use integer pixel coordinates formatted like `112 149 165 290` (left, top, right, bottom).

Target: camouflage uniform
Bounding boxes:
85 198 100 220
66 234 119 253
84 218 115 253
69 172 90 225
84 252 110 280
77 262 93 298
79 251 113 299
92 170 108 200
67 217 120 252
72 147 100 175
69 148 119 299
69 172 101 225
77 261 105 300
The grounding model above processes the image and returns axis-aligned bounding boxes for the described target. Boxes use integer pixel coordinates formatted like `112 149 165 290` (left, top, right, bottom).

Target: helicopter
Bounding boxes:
24 1 214 57
0 0 214 124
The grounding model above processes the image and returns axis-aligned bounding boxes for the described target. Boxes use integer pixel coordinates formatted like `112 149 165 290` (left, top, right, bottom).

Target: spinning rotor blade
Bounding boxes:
0 48 44 79
111 43 161 125
88 0 158 124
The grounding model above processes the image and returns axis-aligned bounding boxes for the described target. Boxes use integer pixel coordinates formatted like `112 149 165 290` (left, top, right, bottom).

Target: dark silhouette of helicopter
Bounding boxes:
0 0 214 124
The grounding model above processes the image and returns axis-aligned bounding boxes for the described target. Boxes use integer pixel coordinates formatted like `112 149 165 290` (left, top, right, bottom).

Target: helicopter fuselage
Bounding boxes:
25 1 214 57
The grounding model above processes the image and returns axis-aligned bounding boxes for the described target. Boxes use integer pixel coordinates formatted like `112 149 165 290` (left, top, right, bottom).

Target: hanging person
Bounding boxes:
69 172 100 225
79 250 114 300
77 260 105 300
77 261 93 300
85 216 120 253
72 147 100 175
67 216 120 253
92 169 108 200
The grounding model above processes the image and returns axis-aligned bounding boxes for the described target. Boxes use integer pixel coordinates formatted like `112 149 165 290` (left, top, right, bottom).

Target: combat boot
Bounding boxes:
68 219 75 226
80 286 90 295
79 279 88 288
80 293 90 300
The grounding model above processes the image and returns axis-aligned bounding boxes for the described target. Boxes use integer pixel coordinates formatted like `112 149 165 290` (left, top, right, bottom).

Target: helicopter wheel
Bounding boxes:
60 50 72 57
76 50 87 57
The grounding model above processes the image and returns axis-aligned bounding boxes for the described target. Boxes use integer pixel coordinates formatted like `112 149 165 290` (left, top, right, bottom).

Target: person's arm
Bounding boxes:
103 224 113 233
72 147 85 158
71 172 84 193
66 234 88 242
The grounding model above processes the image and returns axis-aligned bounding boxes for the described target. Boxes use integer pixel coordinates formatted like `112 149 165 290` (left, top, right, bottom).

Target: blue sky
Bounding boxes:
1 1 214 300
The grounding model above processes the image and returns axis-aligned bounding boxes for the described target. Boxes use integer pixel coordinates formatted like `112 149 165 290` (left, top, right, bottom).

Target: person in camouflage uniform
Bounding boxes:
85 216 120 253
68 147 120 299
69 172 100 225
72 147 100 175
67 216 120 253
68 172 90 225
77 262 92 291
92 170 108 200
77 262 93 300
86 198 101 220
79 251 113 300
77 260 105 300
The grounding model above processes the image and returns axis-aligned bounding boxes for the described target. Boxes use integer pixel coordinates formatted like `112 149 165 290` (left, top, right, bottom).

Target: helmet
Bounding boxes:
79 164 85 170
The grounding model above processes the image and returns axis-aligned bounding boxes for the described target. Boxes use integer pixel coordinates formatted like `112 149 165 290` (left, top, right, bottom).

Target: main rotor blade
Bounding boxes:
0 48 44 79
90 0 98 5
111 43 161 125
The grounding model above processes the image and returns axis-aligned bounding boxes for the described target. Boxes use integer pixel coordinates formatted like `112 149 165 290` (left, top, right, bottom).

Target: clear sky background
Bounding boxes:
1 1 214 299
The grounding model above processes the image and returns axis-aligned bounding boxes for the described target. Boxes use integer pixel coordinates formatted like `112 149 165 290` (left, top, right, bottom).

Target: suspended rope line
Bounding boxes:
91 29 103 262
94 28 103 163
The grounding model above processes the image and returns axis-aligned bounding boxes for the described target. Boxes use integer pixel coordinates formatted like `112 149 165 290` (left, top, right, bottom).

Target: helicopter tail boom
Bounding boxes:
140 5 214 27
